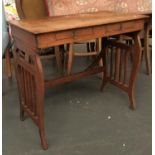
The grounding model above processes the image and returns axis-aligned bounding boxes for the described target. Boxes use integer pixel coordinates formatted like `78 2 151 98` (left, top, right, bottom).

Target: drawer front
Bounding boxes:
56 31 73 40
37 20 144 48
122 20 144 31
106 23 121 32
93 25 106 34
74 28 93 36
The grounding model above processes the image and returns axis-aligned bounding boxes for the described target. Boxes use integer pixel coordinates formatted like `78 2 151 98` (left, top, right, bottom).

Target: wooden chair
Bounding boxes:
67 39 102 75
120 19 152 75
43 0 100 75
15 0 63 72
115 10 152 75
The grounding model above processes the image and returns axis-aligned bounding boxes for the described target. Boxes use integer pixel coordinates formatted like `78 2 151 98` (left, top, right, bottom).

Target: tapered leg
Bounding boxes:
35 55 48 150
39 125 48 150
128 90 136 110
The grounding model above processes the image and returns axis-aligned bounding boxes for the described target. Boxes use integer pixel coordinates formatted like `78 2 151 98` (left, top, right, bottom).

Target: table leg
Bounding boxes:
128 32 142 109
13 48 48 150
100 33 141 109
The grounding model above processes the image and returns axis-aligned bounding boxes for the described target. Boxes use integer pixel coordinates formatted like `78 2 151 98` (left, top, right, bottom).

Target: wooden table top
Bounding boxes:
9 11 148 34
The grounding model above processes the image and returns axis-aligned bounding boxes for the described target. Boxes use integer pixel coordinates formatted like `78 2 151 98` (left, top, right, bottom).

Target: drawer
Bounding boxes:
56 31 73 40
93 25 106 34
37 33 56 48
122 20 143 30
74 28 93 36
106 23 121 32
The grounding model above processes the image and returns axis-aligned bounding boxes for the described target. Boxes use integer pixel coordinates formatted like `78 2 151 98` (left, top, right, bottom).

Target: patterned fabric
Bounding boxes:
45 0 152 16
45 0 115 16
115 0 152 13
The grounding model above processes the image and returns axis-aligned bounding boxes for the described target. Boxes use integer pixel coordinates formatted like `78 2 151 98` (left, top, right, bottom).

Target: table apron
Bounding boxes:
36 20 144 48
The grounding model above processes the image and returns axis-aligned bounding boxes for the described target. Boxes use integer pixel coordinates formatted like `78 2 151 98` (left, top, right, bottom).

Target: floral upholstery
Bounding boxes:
115 0 152 13
45 0 115 16
45 0 152 16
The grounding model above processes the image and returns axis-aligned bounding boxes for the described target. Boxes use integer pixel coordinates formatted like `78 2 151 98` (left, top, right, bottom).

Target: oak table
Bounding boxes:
9 11 148 150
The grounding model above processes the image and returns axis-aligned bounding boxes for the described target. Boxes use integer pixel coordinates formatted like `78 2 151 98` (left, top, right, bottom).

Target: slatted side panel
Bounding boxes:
105 41 132 90
14 49 39 125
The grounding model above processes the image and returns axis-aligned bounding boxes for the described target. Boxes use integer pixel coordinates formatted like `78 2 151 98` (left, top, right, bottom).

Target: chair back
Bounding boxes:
15 0 48 19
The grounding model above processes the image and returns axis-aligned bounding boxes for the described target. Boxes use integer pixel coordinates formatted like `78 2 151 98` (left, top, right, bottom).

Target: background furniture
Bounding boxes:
142 12 152 74
44 0 152 75
15 0 63 72
113 1 152 74
45 0 104 75
66 38 101 75
15 0 47 19
2 3 12 78
120 12 152 75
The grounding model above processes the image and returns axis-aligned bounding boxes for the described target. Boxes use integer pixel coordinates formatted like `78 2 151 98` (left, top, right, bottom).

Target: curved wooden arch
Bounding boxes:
15 0 48 19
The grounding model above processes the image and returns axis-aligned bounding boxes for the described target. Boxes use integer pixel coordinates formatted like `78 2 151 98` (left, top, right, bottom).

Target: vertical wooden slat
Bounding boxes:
23 68 29 109
32 76 37 116
20 66 25 104
67 43 73 75
119 49 123 82
29 74 34 115
21 67 27 107
123 50 129 84
28 72 33 113
110 47 114 78
114 48 121 81
25 70 31 111
26 70 30 109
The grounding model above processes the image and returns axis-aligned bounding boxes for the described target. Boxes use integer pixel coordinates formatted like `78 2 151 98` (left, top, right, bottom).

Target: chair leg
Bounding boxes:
5 47 12 78
86 43 90 53
90 42 95 52
144 23 151 75
54 46 63 74
96 38 103 79
67 44 73 75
